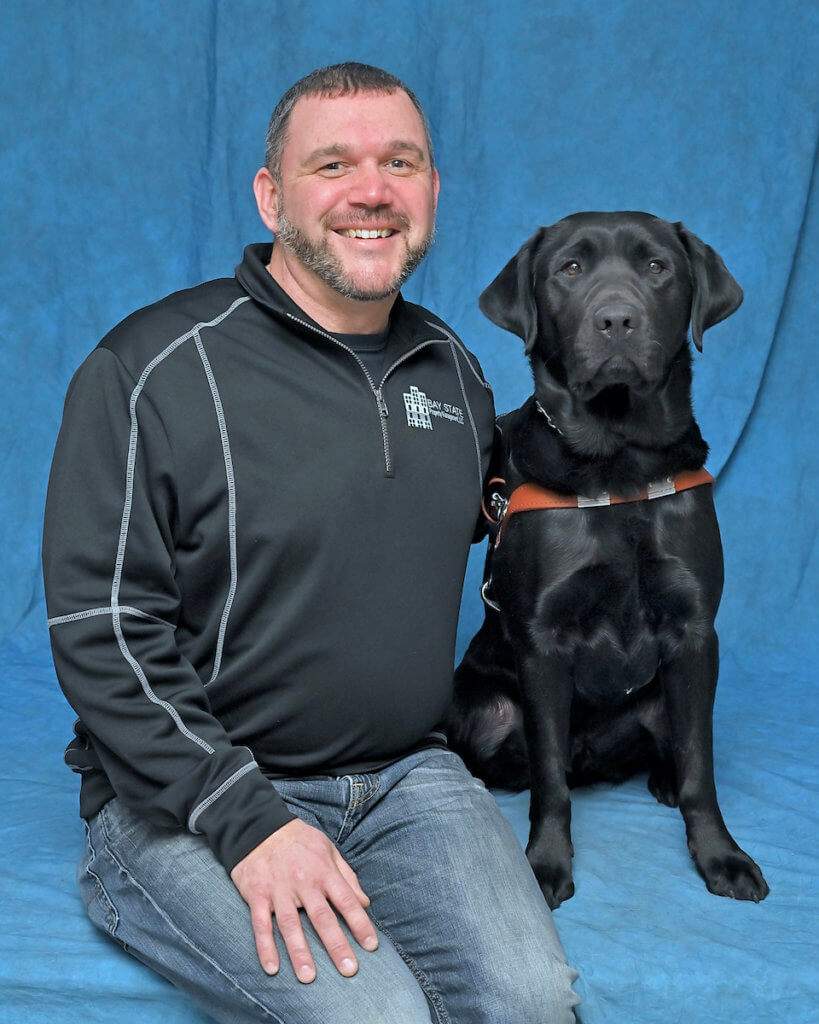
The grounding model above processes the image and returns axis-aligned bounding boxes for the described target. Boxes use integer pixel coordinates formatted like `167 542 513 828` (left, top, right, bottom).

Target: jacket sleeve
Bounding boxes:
446 334 497 544
43 346 295 872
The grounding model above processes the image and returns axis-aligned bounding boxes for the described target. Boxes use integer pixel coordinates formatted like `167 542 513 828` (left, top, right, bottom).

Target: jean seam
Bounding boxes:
336 777 358 843
368 911 450 1024
337 775 382 844
82 818 120 935
97 806 286 1024
361 776 381 805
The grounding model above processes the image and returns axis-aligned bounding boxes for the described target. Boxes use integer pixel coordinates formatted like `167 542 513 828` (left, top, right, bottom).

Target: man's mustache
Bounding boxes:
324 209 411 232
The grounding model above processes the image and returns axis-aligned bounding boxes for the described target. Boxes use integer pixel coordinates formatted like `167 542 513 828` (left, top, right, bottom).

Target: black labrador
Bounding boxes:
448 211 769 908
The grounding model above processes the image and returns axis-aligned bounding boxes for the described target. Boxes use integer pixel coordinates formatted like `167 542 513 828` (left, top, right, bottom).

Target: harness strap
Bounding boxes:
488 468 714 548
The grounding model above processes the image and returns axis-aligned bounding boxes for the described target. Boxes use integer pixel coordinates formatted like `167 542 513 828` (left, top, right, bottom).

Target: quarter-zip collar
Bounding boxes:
235 243 449 362
236 243 455 479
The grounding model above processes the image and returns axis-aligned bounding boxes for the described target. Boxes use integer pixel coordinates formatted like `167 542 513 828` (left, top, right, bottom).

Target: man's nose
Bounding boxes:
347 163 393 205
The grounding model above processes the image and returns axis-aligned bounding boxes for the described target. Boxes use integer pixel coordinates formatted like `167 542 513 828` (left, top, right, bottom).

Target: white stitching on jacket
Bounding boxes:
48 605 175 629
109 295 250 756
188 758 258 834
447 339 485 499
194 331 238 685
426 321 493 391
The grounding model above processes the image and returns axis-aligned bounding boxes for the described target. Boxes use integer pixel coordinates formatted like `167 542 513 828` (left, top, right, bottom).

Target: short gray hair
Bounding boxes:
264 62 434 180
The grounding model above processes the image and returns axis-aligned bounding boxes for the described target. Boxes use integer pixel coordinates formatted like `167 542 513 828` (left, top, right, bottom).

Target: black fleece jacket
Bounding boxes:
43 244 495 872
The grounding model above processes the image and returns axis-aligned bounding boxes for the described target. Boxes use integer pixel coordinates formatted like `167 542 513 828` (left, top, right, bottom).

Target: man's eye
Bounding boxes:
318 162 345 174
561 261 582 276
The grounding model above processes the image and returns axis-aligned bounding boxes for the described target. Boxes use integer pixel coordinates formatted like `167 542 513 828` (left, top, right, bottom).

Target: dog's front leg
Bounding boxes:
515 649 576 908
661 633 769 901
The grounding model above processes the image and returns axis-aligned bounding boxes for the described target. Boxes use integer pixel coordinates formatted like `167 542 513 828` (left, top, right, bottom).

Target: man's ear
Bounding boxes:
253 167 280 235
479 227 548 354
674 222 744 351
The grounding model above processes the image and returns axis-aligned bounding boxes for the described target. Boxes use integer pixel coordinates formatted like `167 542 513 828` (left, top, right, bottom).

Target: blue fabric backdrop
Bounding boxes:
1 2 816 1022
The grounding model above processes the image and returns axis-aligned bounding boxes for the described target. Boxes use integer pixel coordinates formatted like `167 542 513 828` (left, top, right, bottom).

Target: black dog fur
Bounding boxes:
448 212 769 908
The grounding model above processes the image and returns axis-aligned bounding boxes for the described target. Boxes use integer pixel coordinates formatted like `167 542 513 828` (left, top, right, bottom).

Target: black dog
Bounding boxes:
448 212 769 908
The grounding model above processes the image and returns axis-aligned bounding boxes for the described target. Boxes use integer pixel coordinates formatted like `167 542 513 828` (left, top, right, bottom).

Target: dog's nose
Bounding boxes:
593 303 642 336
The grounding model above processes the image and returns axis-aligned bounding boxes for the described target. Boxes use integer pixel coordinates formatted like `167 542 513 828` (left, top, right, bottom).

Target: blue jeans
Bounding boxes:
78 748 580 1023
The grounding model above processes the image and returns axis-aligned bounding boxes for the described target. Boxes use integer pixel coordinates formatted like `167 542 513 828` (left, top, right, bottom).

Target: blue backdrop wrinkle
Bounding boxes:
1 2 817 1022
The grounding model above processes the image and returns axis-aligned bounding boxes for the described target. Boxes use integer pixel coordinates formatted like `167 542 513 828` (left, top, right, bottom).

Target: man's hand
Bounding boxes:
230 818 379 982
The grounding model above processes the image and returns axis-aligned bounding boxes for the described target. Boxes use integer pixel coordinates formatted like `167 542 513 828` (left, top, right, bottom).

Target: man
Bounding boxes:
43 63 580 1023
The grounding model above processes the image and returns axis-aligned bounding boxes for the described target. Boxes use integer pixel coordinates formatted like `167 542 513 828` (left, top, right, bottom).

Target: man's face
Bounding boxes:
270 90 439 302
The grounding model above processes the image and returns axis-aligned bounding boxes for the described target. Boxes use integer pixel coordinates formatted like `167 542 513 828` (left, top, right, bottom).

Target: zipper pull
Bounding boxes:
375 388 389 417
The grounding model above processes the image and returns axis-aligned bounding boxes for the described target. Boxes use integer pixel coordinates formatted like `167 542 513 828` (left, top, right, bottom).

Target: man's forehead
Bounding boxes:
285 90 429 158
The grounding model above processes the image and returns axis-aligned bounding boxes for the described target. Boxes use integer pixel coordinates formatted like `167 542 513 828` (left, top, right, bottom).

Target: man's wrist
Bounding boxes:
196 767 297 873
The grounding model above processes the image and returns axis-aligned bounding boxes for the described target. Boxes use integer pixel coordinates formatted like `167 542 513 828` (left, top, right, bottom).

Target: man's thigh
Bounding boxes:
343 750 580 1024
80 798 433 1024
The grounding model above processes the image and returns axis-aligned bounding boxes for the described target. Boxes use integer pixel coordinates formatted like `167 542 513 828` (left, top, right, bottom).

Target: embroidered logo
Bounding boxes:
403 385 464 429
404 386 433 429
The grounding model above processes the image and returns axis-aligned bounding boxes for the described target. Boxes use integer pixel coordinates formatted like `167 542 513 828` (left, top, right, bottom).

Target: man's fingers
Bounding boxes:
333 849 371 907
326 872 379 954
248 898 279 976
302 896 360 977
231 821 378 982
275 904 318 984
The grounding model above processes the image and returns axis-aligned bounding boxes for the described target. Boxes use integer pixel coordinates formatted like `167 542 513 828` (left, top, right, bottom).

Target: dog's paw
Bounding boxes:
526 837 575 908
695 848 770 902
533 865 575 909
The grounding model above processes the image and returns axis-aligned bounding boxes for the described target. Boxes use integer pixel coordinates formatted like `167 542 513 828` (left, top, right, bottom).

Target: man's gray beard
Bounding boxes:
275 207 434 302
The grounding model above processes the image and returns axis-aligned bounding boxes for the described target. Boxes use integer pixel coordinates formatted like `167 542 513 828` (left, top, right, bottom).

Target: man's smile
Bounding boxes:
335 227 397 239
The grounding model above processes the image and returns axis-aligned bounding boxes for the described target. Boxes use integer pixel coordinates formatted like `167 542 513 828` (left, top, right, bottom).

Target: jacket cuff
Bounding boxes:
194 765 297 873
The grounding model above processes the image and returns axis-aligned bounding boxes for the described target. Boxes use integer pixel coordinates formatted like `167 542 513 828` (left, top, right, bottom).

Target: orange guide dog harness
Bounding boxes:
484 468 715 549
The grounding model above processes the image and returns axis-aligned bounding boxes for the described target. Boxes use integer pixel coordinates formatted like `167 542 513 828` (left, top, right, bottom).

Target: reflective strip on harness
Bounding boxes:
491 468 714 546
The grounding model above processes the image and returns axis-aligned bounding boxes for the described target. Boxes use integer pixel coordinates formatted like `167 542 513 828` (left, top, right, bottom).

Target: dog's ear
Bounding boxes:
479 228 549 354
674 222 744 351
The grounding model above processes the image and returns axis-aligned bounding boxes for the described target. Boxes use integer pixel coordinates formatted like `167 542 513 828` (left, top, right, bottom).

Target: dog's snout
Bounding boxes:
593 303 642 336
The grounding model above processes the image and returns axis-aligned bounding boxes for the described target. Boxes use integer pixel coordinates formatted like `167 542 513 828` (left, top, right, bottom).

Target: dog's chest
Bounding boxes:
495 500 712 699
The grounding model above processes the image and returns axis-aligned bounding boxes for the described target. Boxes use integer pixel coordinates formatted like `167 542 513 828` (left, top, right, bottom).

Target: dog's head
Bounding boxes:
480 212 743 408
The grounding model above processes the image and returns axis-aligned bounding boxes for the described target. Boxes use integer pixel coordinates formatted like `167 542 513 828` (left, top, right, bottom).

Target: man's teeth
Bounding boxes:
338 228 394 238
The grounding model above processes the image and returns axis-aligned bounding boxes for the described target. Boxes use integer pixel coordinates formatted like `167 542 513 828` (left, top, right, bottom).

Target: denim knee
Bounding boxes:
467 951 580 1024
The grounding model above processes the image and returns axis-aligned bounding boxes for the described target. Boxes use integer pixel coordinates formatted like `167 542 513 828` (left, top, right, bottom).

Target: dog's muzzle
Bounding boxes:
570 354 653 398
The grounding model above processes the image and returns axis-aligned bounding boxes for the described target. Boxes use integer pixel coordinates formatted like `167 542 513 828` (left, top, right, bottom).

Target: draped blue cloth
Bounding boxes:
1 2 816 1021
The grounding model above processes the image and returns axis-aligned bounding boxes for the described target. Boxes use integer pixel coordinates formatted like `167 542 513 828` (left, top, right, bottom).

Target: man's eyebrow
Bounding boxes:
387 140 427 162
303 141 429 165
304 144 351 164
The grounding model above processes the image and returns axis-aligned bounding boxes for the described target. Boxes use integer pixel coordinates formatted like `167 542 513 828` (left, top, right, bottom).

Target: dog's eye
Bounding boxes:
648 260 665 275
561 261 582 276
